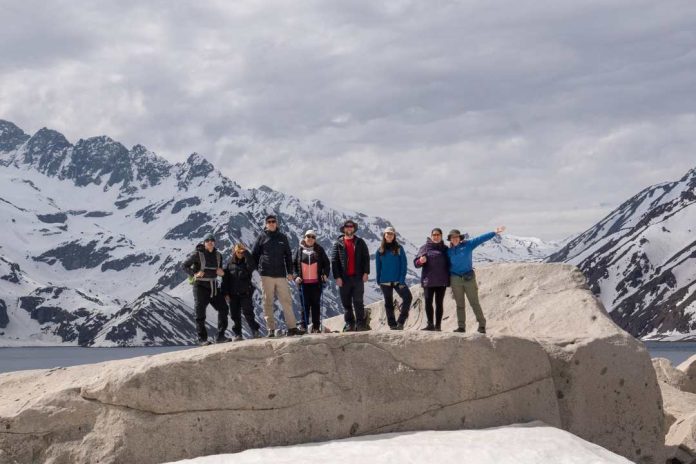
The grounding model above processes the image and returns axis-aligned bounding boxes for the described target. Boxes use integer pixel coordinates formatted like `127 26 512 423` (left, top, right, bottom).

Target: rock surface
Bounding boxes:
0 263 664 464
654 355 696 463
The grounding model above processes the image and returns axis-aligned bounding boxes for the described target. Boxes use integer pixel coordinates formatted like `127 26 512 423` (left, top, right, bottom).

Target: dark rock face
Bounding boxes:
0 258 22 284
164 212 213 240
64 136 133 188
36 212 68 224
129 144 170 187
23 128 71 176
98 291 201 346
135 200 173 224
33 240 115 270
0 120 30 153
0 299 8 328
84 211 112 218
177 153 215 190
101 253 156 272
114 197 143 209
171 197 201 214
548 167 696 339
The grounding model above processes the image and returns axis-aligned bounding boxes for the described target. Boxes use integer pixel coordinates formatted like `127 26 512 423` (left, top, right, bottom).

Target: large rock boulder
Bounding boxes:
0 263 664 464
654 356 696 462
327 263 665 462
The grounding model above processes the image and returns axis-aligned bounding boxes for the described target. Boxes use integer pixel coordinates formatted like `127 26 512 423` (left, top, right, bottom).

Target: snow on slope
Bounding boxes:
548 166 696 340
167 422 631 464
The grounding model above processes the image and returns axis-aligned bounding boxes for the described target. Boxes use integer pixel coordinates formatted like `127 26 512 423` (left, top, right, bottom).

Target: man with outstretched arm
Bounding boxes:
331 219 371 331
448 226 506 334
182 233 230 345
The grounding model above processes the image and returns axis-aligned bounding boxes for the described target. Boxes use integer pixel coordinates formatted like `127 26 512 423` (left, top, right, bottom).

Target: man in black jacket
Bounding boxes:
331 220 371 331
182 233 230 345
251 215 302 337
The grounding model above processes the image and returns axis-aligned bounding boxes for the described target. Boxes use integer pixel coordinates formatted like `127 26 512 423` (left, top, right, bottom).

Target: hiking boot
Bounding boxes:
395 322 404 330
356 323 371 332
233 334 243 342
311 326 322 334
343 323 356 332
267 330 276 338
477 326 486 334
251 329 262 339
287 327 304 337
216 336 232 344
198 339 212 346
421 323 435 331
453 327 466 333
434 324 442 332
389 324 398 330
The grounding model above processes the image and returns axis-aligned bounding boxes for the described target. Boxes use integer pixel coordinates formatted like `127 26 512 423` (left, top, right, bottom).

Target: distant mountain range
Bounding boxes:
548 166 696 340
0 119 562 346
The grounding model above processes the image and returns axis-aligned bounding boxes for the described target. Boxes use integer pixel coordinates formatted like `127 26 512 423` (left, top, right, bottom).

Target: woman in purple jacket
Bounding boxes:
414 228 450 331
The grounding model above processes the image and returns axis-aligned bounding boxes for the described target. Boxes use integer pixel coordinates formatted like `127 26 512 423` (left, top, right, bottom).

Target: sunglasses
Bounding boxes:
305 235 316 239
266 220 277 224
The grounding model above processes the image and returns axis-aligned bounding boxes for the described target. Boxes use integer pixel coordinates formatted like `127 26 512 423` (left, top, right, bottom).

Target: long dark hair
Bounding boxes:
379 235 400 255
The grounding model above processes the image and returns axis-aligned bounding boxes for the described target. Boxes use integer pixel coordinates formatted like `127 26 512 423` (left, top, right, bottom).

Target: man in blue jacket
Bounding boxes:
448 226 506 334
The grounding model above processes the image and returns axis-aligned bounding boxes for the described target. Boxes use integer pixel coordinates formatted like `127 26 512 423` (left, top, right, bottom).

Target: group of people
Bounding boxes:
183 215 505 345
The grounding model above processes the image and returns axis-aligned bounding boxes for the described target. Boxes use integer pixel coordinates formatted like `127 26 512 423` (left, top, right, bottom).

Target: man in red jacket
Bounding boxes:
331 220 371 331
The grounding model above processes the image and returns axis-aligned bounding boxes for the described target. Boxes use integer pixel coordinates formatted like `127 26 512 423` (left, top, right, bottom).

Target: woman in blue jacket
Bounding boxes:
375 227 412 330
448 226 505 334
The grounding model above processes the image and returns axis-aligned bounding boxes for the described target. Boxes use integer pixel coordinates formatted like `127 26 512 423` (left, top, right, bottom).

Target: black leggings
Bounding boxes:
301 283 322 329
423 286 446 327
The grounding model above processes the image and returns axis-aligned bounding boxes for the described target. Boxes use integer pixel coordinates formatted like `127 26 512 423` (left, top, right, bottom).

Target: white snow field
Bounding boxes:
167 422 632 464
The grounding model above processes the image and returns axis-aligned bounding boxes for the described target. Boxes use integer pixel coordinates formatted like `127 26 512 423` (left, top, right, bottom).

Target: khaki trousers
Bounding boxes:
261 276 297 331
450 274 486 330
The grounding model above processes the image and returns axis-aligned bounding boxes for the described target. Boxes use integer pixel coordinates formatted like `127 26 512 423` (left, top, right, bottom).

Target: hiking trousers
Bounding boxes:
450 273 486 330
228 293 260 335
380 283 412 327
193 284 228 341
300 282 322 330
260 276 297 331
340 275 366 327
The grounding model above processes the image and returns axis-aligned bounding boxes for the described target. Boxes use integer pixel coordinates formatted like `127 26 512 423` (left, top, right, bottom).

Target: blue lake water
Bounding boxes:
0 342 695 375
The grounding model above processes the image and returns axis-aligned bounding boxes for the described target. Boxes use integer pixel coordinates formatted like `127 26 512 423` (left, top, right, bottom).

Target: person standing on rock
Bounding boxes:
375 226 412 330
293 230 331 333
251 215 303 337
448 226 506 334
414 228 450 331
223 243 262 340
332 219 371 332
182 233 230 345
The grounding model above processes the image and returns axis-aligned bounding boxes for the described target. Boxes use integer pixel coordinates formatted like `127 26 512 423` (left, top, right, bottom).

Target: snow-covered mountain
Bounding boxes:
0 119 558 346
548 166 696 340
0 120 424 346
474 234 565 263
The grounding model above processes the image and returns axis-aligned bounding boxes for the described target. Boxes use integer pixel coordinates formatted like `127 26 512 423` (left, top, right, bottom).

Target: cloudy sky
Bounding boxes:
1 0 695 242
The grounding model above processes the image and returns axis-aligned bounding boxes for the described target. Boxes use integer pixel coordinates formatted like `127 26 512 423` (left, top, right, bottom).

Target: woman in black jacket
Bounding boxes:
223 243 261 340
293 230 331 333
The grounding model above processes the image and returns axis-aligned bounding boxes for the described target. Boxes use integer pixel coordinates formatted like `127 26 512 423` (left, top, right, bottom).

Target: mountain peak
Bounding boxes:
0 119 30 153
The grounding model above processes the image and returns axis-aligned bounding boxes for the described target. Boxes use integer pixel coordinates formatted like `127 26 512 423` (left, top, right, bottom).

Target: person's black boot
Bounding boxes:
216 335 232 343
267 330 276 338
343 323 356 332
453 327 466 333
421 323 435 331
477 326 486 334
198 338 212 346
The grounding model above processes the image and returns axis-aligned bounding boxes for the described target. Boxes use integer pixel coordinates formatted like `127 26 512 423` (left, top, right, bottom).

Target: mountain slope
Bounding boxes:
548 166 696 340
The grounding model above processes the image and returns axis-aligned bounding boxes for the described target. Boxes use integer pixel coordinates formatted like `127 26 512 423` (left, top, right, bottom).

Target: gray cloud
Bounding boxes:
1 0 696 242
